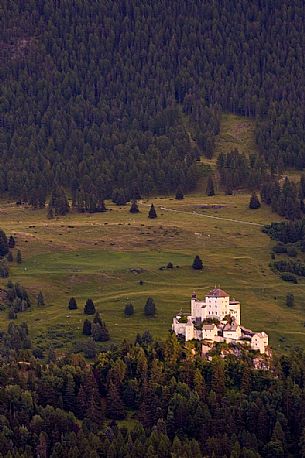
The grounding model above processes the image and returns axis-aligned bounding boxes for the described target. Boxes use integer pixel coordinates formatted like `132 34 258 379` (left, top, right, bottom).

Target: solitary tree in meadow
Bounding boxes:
16 250 22 264
130 200 139 213
68 297 77 310
124 303 134 316
148 204 157 219
37 291 45 306
84 298 96 315
249 192 261 209
144 297 156 316
192 255 203 270
286 293 294 307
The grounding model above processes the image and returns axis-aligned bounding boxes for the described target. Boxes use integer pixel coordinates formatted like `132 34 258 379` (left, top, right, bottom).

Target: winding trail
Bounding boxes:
141 203 264 227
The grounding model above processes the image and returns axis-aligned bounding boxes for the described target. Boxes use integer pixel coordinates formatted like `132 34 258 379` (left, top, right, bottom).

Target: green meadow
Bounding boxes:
0 114 304 353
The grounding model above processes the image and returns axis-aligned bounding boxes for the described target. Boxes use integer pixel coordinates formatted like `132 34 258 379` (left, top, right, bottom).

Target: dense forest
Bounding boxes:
0 327 304 457
1 1 305 203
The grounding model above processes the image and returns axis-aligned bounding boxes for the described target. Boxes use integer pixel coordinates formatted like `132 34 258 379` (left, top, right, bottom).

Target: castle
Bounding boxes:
172 288 268 354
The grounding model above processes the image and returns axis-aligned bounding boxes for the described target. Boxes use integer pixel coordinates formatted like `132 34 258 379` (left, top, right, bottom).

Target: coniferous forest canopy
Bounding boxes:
1 0 305 203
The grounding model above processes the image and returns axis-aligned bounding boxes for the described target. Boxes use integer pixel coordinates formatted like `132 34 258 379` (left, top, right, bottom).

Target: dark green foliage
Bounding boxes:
286 293 294 307
281 274 298 284
16 250 22 264
112 188 128 206
217 150 267 192
262 177 301 220
175 188 184 200
130 200 139 213
68 297 77 310
263 219 305 244
8 236 15 249
82 319 92 336
0 260 9 278
49 187 70 216
273 259 305 278
37 291 45 306
249 192 261 209
192 255 203 270
272 245 287 254
148 204 157 219
6 251 13 262
0 229 9 257
287 247 297 257
5 281 31 312
8 306 17 320
124 303 134 316
47 206 54 219
92 321 110 342
206 176 215 196
84 298 96 315
144 297 156 316
0 325 303 455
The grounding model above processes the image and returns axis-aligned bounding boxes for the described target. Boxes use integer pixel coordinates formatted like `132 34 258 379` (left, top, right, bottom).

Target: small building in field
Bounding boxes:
172 287 269 354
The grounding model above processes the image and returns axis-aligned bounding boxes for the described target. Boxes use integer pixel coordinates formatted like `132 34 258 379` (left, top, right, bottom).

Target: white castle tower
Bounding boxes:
191 287 240 324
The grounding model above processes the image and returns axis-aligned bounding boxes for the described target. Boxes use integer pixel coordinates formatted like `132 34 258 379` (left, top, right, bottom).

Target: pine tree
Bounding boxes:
0 229 9 257
83 319 92 335
47 206 54 219
148 204 157 219
286 293 294 307
175 187 184 200
249 191 261 209
6 251 13 262
49 186 69 216
84 298 96 315
8 235 15 248
206 176 215 196
16 250 22 264
37 291 45 306
124 303 134 316
130 200 140 213
68 297 77 310
192 255 203 270
144 297 156 316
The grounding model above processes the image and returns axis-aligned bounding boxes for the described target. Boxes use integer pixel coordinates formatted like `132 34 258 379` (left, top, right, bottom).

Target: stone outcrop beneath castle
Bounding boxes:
172 288 269 354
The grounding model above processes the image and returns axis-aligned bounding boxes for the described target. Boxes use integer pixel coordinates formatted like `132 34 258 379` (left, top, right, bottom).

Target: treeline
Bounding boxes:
1 1 305 201
0 330 304 456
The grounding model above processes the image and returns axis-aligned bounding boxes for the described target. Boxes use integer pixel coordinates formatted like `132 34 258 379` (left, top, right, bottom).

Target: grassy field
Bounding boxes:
0 113 304 354
0 192 305 353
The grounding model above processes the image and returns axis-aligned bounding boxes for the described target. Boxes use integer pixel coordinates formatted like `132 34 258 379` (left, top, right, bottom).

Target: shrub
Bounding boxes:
175 188 184 200
82 319 92 335
272 245 287 254
148 204 157 219
281 273 298 283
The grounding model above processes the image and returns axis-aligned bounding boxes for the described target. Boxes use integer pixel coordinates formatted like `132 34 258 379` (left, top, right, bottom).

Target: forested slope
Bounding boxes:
1 1 305 202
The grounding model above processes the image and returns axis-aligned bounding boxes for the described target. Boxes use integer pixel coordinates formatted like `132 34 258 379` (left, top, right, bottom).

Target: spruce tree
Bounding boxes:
144 297 156 316
8 235 15 249
148 204 157 219
47 206 54 219
68 297 77 310
130 200 140 213
84 298 96 315
37 291 45 306
206 176 215 196
83 319 92 335
16 250 22 264
0 229 9 257
83 319 92 336
175 188 184 200
249 192 261 209
286 293 294 307
124 303 134 316
49 186 69 216
6 251 13 262
192 255 203 270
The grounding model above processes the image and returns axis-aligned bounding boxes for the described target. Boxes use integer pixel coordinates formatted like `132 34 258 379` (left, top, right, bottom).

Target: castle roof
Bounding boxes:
206 288 229 298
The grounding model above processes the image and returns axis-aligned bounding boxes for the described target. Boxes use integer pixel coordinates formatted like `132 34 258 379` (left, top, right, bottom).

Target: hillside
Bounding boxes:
1 189 304 354
1 0 305 204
